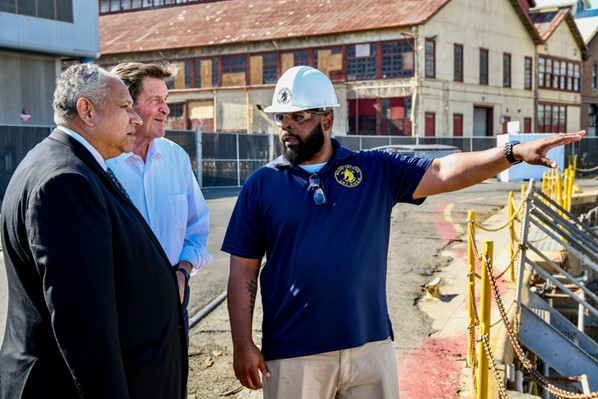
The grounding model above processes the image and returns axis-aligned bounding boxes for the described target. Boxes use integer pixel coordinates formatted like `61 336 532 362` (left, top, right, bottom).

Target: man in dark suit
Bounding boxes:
0 63 188 398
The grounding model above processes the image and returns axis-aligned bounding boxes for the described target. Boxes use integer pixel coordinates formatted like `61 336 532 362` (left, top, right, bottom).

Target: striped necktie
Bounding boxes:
106 167 132 202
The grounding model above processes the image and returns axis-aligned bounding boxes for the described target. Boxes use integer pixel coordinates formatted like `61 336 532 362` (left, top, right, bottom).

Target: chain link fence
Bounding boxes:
1 124 597 202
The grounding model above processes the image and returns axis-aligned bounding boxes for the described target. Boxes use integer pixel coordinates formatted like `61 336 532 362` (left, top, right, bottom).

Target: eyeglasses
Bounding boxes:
272 110 329 126
309 173 327 205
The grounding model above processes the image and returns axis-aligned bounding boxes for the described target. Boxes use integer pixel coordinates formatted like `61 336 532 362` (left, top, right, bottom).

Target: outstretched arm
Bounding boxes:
413 130 586 199
227 255 271 390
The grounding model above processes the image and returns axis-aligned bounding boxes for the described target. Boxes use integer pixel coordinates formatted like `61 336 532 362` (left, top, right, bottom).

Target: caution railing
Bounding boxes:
466 173 598 398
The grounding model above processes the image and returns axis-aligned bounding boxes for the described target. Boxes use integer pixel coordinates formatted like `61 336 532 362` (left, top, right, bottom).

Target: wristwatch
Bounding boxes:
176 267 191 287
504 141 522 165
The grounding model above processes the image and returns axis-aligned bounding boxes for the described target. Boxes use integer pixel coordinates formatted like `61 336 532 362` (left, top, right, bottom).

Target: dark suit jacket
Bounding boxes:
0 129 188 398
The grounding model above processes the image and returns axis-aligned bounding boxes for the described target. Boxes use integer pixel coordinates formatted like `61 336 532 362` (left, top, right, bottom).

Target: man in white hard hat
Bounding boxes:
222 65 585 398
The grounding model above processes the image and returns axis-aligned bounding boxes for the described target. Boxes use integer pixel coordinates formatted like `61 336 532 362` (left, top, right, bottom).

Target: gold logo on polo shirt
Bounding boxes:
334 165 362 187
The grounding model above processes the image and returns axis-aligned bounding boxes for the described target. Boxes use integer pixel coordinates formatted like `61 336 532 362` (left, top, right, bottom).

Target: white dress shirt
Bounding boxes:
107 137 212 274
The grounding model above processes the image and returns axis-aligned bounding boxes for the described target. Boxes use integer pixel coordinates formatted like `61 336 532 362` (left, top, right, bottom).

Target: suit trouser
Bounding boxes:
263 338 399 399
182 285 190 344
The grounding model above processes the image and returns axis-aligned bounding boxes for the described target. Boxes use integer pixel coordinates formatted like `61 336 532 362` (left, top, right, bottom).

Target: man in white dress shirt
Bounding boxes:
107 62 212 335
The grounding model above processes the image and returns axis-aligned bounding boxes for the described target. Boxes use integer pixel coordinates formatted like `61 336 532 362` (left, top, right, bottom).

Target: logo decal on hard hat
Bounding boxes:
334 165 362 188
276 87 292 105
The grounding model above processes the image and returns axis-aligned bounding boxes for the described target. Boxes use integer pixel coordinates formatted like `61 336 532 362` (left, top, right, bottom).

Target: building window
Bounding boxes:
99 0 207 15
479 48 489 85
538 57 545 88
262 53 278 84
503 53 511 88
314 47 343 81
168 102 185 118
222 55 246 74
222 55 247 86
593 64 597 91
454 44 463 82
537 103 566 133
184 60 194 88
347 43 377 81
381 40 414 78
2 0 73 22
182 57 217 88
546 58 553 88
211 58 219 87
524 57 532 90
552 60 565 90
294 50 310 66
589 105 598 135
537 55 580 92
425 39 435 78
250 53 278 85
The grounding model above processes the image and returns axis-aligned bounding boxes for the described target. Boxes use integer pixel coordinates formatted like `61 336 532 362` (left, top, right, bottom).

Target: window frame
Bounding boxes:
381 40 415 79
503 52 511 88
479 48 489 85
454 44 463 82
538 55 580 92
524 56 533 90
425 38 436 79
347 43 378 81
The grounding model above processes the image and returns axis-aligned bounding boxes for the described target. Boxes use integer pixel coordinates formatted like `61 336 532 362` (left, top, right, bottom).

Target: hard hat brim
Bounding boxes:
263 103 340 114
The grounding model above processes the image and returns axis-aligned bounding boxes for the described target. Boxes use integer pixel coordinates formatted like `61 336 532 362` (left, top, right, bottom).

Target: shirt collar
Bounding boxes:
57 126 107 170
110 139 163 165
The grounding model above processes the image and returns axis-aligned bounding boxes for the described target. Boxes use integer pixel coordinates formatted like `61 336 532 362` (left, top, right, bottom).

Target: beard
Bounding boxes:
282 123 325 164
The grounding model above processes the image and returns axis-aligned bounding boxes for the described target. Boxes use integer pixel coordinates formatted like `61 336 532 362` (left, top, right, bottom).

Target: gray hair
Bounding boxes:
53 63 118 126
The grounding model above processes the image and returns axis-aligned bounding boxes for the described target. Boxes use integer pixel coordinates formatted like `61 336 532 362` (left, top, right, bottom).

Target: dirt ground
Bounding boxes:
187 295 263 399
184 185 507 399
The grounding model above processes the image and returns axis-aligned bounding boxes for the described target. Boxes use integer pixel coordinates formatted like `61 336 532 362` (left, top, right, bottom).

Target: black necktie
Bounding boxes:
106 167 132 202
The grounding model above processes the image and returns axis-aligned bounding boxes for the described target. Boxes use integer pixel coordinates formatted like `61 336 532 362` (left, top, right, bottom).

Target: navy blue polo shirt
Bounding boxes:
222 139 432 361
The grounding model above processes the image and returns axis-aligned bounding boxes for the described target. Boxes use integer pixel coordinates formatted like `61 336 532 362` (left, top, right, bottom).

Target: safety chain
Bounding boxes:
478 333 510 399
481 252 598 399
467 221 521 280
471 195 527 233
466 195 525 397
491 301 514 329
468 188 598 397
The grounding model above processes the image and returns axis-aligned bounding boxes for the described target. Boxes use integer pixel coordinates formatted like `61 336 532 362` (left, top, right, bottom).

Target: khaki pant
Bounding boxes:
263 339 399 399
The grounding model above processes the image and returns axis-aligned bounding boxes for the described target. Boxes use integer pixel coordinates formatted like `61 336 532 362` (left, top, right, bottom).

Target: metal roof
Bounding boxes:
100 0 451 55
530 9 587 50
575 14 598 42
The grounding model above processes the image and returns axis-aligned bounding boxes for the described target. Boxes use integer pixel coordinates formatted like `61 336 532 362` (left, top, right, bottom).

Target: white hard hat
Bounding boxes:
263 66 340 113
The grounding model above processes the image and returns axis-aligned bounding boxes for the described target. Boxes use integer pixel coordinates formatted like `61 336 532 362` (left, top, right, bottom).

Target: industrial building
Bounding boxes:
98 0 588 137
0 1 100 125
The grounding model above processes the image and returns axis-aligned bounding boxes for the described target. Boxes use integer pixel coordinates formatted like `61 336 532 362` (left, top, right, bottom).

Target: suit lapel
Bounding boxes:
48 129 173 266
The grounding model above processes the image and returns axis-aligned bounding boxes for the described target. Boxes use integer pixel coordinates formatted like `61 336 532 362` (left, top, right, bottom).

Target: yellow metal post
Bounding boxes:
476 241 493 399
569 166 575 208
556 170 562 208
508 191 515 283
467 210 476 368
